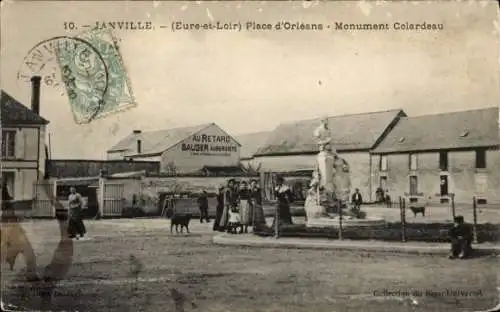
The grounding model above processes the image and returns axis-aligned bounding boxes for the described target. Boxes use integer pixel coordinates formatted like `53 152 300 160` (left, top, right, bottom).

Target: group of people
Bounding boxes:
213 179 265 234
212 175 295 234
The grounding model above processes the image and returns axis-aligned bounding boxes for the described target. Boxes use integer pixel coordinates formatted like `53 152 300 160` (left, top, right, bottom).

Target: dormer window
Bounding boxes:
398 137 406 143
460 130 469 138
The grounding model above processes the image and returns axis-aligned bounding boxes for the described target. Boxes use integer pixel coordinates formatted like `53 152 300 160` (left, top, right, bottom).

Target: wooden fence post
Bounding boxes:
400 196 406 242
472 196 478 244
338 201 344 241
274 205 280 239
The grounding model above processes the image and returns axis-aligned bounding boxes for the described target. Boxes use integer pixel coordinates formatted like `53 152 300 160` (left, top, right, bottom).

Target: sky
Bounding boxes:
1 1 499 159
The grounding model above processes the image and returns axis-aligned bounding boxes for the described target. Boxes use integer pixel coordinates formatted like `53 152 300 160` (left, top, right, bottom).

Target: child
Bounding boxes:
227 206 242 234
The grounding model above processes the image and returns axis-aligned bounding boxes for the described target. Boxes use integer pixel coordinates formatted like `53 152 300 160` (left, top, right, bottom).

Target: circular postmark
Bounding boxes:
17 36 110 122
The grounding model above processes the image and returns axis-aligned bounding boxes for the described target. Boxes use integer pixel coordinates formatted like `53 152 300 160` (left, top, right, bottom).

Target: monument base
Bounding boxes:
306 216 386 228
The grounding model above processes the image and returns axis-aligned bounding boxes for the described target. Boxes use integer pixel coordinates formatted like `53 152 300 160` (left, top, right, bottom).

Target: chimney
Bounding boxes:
137 139 142 154
31 76 41 115
133 130 141 134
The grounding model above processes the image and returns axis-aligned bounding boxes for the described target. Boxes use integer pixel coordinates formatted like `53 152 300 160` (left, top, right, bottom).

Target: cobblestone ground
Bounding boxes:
1 219 498 312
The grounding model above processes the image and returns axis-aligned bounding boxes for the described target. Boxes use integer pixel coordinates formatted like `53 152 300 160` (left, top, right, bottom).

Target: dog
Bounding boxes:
410 206 426 217
170 214 192 234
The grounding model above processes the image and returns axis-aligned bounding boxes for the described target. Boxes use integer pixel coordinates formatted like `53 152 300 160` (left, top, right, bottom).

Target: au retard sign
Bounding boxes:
181 133 238 157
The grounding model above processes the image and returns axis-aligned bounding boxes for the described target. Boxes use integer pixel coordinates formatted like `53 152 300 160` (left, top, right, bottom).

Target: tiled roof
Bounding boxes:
235 131 272 159
372 107 500 154
1 91 49 125
255 109 406 156
108 123 214 156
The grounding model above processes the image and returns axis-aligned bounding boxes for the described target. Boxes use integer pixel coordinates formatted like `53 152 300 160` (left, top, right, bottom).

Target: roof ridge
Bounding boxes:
278 108 403 126
407 106 498 119
137 122 213 135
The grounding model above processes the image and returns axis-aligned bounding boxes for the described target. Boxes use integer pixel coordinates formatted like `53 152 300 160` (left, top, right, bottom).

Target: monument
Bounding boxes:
305 118 385 228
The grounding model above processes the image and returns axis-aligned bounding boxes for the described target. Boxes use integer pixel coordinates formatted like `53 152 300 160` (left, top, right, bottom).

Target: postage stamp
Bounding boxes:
17 30 136 123
57 30 136 123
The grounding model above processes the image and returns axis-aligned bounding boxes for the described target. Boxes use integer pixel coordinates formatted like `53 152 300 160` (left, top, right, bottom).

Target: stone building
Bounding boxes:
371 107 500 205
1 77 48 201
107 123 242 174
252 109 407 201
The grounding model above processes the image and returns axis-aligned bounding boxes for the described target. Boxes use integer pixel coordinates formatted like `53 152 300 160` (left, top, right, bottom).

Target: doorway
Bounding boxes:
440 175 449 196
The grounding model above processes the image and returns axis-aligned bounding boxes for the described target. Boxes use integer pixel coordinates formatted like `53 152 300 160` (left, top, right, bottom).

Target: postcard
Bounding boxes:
1 1 499 311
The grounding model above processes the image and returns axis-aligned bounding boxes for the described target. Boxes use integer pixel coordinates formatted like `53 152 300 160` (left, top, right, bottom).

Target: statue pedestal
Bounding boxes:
317 151 335 194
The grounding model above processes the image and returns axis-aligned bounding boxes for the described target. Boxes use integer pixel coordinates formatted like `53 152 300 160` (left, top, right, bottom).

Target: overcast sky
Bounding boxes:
1 1 499 159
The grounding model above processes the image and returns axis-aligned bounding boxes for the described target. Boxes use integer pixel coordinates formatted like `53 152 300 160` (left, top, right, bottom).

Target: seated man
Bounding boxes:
448 215 473 259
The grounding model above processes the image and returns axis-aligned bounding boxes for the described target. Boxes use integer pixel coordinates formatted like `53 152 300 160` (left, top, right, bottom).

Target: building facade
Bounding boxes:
252 109 407 201
107 123 242 174
235 131 271 171
1 77 49 201
371 107 500 205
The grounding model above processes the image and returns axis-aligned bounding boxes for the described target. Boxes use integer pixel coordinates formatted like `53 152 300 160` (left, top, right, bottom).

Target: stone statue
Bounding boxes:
305 118 351 224
313 117 334 153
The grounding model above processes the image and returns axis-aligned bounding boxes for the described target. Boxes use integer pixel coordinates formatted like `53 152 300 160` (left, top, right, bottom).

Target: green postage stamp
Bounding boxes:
55 30 135 123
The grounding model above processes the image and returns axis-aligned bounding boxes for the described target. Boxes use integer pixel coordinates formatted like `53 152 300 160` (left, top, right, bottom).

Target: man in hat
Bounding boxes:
197 190 210 224
448 215 473 259
351 188 363 211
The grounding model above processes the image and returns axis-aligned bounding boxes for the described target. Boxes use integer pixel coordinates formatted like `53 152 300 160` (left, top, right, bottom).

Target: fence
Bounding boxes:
31 181 56 218
101 182 125 217
272 195 487 243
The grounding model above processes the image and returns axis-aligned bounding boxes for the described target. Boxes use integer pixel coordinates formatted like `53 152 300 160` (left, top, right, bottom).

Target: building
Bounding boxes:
371 107 500 205
253 109 407 201
235 131 271 171
47 159 160 178
1 77 48 201
107 123 242 174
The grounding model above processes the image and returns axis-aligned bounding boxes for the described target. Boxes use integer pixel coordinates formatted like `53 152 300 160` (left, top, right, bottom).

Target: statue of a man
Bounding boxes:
313 117 336 154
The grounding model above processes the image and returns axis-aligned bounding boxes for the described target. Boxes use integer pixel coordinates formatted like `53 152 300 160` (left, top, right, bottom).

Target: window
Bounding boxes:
2 130 16 158
439 151 448 171
409 153 418 171
2 171 15 199
409 175 418 195
475 149 486 169
379 155 388 171
380 176 387 189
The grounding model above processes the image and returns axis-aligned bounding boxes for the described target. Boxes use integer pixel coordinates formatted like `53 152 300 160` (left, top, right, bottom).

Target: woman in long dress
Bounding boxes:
238 181 252 233
218 179 236 231
249 179 266 231
213 186 225 232
271 175 294 228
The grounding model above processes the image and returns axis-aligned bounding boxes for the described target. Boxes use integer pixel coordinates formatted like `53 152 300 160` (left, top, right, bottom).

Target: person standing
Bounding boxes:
385 189 392 208
238 181 252 234
271 175 294 228
68 187 86 239
249 179 266 231
213 185 225 231
197 190 210 223
218 179 236 231
351 188 363 211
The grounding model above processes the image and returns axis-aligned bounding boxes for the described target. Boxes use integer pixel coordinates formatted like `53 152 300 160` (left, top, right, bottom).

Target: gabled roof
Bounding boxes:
1 90 49 125
255 109 406 156
372 107 500 154
108 123 240 156
235 131 272 159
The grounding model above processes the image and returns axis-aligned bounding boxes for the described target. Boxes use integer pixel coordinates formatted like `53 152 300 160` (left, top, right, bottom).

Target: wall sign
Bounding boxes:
181 133 238 156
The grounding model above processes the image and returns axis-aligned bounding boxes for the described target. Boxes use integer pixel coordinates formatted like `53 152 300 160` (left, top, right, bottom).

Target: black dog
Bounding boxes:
410 206 426 217
170 214 192 234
